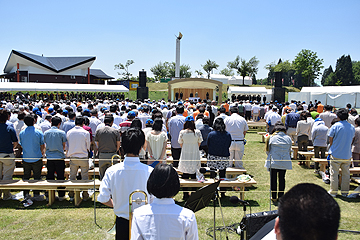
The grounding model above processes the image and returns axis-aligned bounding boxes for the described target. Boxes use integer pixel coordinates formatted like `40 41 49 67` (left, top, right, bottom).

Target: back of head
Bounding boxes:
152 118 163 131
213 118 226 132
324 105 333 111
147 163 180 198
0 108 9 123
273 121 286 133
130 118 142 129
24 114 35 126
104 116 114 125
51 116 62 126
69 112 76 120
122 128 145 155
230 106 239 114
336 108 348 121
75 116 85 126
176 105 184 114
278 183 340 240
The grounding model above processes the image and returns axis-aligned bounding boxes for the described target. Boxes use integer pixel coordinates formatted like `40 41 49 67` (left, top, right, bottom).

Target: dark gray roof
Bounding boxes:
89 69 114 79
12 50 96 73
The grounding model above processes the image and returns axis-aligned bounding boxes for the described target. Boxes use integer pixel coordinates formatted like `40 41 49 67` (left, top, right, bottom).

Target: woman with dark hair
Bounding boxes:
296 112 312 165
178 116 203 200
206 118 232 197
145 118 168 166
131 163 198 239
131 118 146 162
265 121 292 203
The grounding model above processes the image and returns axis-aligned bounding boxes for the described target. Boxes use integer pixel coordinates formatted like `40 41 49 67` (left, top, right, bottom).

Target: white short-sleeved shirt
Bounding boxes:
97 157 153 219
131 198 199 240
224 113 249 140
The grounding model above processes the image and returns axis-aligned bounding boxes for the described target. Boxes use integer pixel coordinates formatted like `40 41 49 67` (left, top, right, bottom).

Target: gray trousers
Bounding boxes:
98 152 116 180
69 158 89 198
0 153 15 198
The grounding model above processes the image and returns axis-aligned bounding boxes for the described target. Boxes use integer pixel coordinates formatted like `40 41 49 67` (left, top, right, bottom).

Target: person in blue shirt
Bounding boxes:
19 114 45 200
0 109 18 200
44 116 67 201
328 108 355 197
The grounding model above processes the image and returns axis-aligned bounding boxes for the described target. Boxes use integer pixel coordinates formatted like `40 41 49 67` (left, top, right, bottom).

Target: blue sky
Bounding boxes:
1 0 359 83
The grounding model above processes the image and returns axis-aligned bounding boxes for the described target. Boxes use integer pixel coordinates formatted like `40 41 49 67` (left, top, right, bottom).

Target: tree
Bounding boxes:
166 62 191 78
335 55 354 85
195 70 203 76
321 65 334 86
150 61 168 81
353 61 360 85
228 56 259 85
220 68 233 76
114 60 134 80
292 49 324 86
202 59 219 79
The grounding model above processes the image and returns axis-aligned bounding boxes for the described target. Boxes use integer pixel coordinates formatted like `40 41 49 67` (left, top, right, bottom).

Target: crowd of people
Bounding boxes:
0 94 356 239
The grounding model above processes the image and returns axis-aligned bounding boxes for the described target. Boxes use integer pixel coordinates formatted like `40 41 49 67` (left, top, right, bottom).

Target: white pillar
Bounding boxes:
175 38 180 78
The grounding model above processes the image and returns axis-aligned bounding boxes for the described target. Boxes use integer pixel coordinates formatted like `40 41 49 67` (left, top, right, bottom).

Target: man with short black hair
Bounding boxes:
95 115 120 180
97 128 153 240
274 183 340 240
19 114 45 200
67 116 91 201
39 115 52 133
328 108 355 197
62 111 76 133
319 105 337 128
44 116 67 201
224 107 248 168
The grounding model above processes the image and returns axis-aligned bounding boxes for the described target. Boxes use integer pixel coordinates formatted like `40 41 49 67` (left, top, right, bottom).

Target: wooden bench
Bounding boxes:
175 167 246 178
0 180 101 206
167 157 208 165
351 177 360 184
311 158 328 172
257 132 267 143
13 167 101 179
291 146 314 160
180 178 256 200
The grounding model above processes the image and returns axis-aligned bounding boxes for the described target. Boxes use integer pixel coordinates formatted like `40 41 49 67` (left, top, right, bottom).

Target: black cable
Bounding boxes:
338 229 360 234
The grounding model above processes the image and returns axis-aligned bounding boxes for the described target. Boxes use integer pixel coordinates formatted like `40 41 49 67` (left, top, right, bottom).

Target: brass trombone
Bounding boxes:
129 190 148 239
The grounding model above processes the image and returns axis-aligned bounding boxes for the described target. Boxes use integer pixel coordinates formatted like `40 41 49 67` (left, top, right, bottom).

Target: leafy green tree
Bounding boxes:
292 49 324 86
202 59 219 79
114 60 134 80
167 62 191 78
195 70 203 76
335 55 354 85
321 65 334 86
150 62 168 80
228 56 259 85
220 68 233 76
353 61 360 85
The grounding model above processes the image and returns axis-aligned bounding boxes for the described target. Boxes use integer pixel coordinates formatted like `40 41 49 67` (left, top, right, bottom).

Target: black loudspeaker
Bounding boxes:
275 72 282 88
137 87 148 100
272 87 285 103
139 70 147 87
240 210 278 240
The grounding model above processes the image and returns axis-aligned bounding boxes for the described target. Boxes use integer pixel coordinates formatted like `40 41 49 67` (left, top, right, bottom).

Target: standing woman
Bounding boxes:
206 118 232 197
145 118 168 166
178 116 203 200
265 121 292 203
296 112 312 165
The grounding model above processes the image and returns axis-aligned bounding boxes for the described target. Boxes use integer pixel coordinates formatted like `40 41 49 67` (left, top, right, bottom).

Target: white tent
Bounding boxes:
228 86 271 101
288 86 360 108
0 82 129 93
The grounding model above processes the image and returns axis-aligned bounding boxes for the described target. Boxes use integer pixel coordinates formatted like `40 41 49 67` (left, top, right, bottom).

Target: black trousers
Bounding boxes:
46 159 66 197
23 159 43 196
116 216 129 240
270 169 286 199
171 147 181 168
245 111 251 121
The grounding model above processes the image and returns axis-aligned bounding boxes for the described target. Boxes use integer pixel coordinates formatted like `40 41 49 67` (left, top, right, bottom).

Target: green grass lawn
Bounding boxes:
1 130 359 239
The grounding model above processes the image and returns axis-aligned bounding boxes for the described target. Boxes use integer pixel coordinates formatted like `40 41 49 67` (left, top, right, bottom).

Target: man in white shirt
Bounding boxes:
39 115 52 133
131 163 198 240
289 100 297 112
224 107 249 168
97 128 153 240
267 107 281 133
244 100 252 121
214 107 228 121
251 102 260 121
319 105 337 128
67 116 91 201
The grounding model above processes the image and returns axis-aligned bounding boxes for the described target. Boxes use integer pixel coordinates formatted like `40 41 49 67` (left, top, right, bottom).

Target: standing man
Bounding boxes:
67 116 91 201
19 114 45 200
244 100 252 121
97 128 153 240
0 109 18 200
285 109 300 143
267 107 281 133
39 115 52 133
319 105 337 128
328 108 355 197
168 105 186 168
251 101 260 121
43 116 67 201
95 115 120 180
224 107 248 168
62 111 76 133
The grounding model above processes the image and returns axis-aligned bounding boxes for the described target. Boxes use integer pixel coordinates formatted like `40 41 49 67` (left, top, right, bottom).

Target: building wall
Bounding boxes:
28 74 102 84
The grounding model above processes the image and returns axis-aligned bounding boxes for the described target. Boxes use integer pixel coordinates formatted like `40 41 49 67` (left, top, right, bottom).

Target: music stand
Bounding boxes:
184 181 222 239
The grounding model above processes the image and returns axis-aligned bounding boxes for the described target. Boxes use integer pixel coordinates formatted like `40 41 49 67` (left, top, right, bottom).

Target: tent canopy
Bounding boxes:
228 86 268 95
0 82 128 92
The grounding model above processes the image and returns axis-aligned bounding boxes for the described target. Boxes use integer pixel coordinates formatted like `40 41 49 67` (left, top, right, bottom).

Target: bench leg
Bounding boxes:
47 190 55 206
261 136 265 143
320 163 327 173
305 157 311 168
74 190 82 206
239 186 245 200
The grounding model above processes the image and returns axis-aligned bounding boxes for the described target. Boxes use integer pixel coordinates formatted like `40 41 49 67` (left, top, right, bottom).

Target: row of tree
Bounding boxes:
321 55 360 86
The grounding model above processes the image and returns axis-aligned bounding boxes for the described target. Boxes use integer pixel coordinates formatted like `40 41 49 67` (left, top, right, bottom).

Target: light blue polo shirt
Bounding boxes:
328 120 355 159
44 126 67 159
19 126 44 163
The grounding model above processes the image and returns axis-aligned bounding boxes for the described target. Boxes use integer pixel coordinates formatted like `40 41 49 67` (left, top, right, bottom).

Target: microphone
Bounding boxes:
230 196 249 205
199 167 217 174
